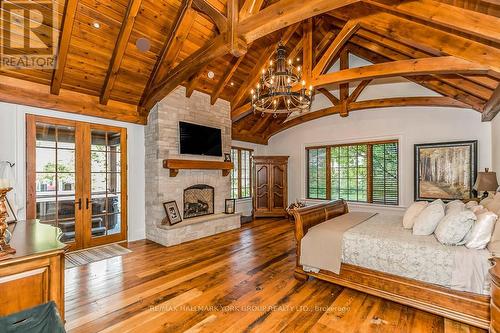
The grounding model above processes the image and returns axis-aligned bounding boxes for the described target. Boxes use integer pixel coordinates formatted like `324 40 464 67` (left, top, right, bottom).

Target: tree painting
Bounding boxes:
416 141 477 201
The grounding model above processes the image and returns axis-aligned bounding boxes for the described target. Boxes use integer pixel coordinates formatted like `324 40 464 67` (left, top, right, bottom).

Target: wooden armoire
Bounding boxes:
253 156 289 218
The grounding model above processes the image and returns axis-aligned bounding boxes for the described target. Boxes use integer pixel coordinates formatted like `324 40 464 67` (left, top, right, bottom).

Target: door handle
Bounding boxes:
86 198 93 210
75 198 82 210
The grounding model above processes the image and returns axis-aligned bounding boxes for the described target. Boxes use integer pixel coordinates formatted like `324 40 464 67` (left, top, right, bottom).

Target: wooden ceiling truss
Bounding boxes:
0 0 498 135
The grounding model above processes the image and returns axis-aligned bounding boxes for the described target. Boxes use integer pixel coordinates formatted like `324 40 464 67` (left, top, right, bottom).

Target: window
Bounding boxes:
307 140 399 205
230 147 252 199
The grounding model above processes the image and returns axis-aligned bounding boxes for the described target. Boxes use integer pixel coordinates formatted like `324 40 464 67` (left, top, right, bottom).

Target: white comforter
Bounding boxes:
304 213 492 295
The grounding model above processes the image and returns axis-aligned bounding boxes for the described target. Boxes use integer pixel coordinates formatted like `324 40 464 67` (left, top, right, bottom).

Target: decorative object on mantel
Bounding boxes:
163 159 233 177
224 153 231 162
163 201 182 225
0 187 16 259
251 42 313 117
414 141 477 202
225 199 235 214
474 168 499 200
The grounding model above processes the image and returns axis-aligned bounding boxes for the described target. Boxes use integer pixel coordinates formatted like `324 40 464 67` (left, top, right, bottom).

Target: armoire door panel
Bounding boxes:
253 157 288 218
255 165 269 211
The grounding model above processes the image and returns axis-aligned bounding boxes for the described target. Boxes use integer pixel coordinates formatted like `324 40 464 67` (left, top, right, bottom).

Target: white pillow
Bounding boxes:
465 201 479 209
435 210 476 245
430 199 445 210
465 211 498 249
446 200 465 215
403 201 428 229
413 203 445 236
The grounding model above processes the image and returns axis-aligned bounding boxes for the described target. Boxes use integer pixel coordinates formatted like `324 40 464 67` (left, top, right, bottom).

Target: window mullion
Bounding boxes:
367 144 373 203
326 147 331 200
238 149 242 199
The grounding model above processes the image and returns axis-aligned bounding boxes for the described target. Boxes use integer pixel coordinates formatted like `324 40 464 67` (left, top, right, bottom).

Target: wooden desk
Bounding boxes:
0 220 67 319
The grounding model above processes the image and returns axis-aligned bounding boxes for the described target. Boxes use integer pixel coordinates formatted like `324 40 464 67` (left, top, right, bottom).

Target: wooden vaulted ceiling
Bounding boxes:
0 0 499 144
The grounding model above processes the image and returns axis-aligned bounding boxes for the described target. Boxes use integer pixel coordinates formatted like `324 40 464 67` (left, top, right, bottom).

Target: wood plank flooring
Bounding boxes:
65 218 487 333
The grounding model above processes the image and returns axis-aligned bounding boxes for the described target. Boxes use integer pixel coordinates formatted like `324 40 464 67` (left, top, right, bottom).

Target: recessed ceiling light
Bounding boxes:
207 71 215 79
230 82 234 86
296 57 300 62
136 37 151 52
92 22 101 29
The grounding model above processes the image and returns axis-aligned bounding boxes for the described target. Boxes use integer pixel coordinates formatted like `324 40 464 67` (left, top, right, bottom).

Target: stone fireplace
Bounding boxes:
184 184 214 219
145 87 241 247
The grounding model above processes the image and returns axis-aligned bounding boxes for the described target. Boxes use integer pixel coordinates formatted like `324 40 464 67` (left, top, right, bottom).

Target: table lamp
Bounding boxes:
474 168 499 199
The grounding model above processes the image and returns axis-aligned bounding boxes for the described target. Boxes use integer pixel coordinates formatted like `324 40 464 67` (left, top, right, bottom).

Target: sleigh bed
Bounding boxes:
291 200 500 330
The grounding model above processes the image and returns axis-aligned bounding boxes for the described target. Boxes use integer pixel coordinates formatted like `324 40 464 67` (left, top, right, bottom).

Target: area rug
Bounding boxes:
65 244 132 269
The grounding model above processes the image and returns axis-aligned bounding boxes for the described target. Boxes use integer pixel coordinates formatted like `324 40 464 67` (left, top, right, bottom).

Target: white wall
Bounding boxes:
266 55 492 209
493 115 500 175
0 102 146 241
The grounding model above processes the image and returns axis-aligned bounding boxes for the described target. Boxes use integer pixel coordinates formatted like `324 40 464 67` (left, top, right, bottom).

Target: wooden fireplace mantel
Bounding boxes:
163 159 233 177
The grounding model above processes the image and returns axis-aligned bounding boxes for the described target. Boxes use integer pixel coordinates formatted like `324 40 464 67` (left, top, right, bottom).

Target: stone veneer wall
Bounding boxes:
145 86 237 246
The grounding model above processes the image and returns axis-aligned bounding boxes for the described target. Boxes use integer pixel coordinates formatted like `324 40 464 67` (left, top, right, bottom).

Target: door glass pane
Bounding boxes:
90 129 122 237
35 122 76 244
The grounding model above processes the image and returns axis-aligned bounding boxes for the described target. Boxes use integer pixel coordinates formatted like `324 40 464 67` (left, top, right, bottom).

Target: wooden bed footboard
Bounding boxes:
291 200 491 329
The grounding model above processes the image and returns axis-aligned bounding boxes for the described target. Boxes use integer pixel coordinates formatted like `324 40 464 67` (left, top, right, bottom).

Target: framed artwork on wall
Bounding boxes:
414 140 477 201
163 201 182 225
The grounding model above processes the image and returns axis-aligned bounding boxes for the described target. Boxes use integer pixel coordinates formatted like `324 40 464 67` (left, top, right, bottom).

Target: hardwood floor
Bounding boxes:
65 218 486 333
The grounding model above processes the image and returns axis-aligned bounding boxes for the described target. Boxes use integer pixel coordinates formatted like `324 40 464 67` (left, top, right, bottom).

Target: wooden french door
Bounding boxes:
26 115 127 250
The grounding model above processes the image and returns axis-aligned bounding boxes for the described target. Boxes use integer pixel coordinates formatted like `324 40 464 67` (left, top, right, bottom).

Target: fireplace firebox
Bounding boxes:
183 184 214 219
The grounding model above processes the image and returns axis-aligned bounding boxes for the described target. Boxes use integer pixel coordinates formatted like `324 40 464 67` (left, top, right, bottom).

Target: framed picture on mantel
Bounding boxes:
414 140 477 202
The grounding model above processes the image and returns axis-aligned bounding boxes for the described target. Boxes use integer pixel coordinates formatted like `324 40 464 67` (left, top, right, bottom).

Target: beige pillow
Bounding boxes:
465 201 479 209
446 200 465 215
413 203 445 236
486 193 500 213
403 201 428 229
466 211 498 249
469 205 485 214
480 197 494 207
435 211 476 246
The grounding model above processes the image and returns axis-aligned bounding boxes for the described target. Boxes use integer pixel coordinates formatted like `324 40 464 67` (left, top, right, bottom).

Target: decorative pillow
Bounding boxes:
480 196 494 207
465 211 498 249
465 201 479 209
486 193 500 214
403 201 428 229
469 205 485 214
435 211 476 245
430 199 445 210
446 200 465 215
413 203 445 236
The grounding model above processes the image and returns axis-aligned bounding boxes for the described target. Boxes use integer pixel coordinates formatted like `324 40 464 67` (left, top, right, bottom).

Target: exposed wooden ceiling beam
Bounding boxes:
238 0 359 44
302 18 313 83
312 56 496 88
100 0 143 105
239 0 265 21
50 0 78 95
345 43 487 112
144 34 230 110
185 65 208 98
482 84 500 121
192 0 228 34
347 79 371 103
339 50 349 117
139 0 194 107
363 0 500 44
329 9 500 73
227 0 246 56
211 56 245 105
231 23 299 115
232 102 252 121
317 88 339 105
1 75 145 124
312 20 359 77
266 96 470 140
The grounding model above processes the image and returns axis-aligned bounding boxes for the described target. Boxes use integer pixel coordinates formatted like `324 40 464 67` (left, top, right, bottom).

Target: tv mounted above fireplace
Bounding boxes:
179 121 222 157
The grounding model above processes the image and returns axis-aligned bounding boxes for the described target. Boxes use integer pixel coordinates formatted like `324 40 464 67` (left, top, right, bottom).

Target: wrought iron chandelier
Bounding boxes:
251 42 313 117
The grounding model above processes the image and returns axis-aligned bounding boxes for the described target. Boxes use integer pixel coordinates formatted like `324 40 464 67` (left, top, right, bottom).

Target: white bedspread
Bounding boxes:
302 213 492 295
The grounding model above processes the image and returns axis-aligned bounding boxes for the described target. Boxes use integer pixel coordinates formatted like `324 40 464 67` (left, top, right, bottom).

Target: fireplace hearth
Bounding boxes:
184 184 214 219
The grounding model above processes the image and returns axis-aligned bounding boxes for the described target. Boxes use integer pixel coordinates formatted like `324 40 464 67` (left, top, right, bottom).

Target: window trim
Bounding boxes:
306 139 399 205
231 146 253 199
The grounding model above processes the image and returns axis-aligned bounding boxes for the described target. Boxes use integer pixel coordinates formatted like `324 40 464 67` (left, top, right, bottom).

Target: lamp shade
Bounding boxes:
474 168 499 192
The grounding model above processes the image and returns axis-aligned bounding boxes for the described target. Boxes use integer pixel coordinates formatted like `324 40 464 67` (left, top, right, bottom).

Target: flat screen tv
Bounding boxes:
179 121 222 157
